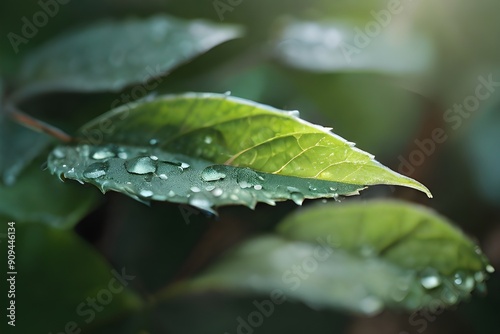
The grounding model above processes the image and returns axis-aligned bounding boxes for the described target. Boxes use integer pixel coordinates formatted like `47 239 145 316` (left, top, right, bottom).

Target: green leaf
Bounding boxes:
48 144 364 212
14 15 242 100
1 78 51 185
0 112 52 185
0 159 101 228
169 200 493 315
273 19 434 74
0 223 142 333
75 93 431 196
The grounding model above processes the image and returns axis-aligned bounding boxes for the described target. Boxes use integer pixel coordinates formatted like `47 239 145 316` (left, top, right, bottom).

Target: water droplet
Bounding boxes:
125 157 157 175
53 148 65 159
83 162 109 179
181 162 190 169
139 189 154 198
150 155 159 161
212 188 223 197
420 269 442 289
201 167 226 181
204 136 213 144
329 187 338 192
189 194 213 212
441 288 458 304
474 271 486 283
118 152 128 159
224 90 231 96
92 148 115 160
149 139 159 146
286 110 300 118
230 194 239 201
308 185 317 191
158 173 168 180
168 190 175 197
205 185 215 191
239 180 252 189
359 296 383 316
254 185 262 190
191 186 201 193
291 192 304 205
287 186 301 193
486 265 495 273
453 272 464 285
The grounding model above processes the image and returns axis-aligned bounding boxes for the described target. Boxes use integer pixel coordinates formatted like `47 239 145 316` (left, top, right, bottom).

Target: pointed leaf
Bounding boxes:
14 16 242 100
169 200 492 315
47 144 364 212
76 93 431 197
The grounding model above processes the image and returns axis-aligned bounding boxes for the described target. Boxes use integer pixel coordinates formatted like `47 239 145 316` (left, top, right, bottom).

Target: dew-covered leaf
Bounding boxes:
169 201 493 315
14 15 242 100
75 93 431 197
273 19 434 74
47 144 364 213
0 159 101 228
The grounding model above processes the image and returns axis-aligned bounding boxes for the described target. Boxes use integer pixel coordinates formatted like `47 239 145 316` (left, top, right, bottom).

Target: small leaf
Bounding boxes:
273 19 434 74
170 200 492 314
0 159 101 228
14 15 242 100
48 144 364 212
76 93 431 197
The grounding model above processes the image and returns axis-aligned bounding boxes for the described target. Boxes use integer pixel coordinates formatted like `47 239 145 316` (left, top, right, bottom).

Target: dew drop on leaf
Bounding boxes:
139 189 154 198
212 188 223 197
83 161 109 179
125 156 157 174
291 192 304 205
420 269 442 289
201 166 226 181
158 173 168 180
359 296 383 315
91 148 116 160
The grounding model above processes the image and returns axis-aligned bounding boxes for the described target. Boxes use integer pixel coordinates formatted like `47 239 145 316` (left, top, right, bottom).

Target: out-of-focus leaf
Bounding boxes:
48 144 364 212
0 114 52 185
0 159 100 228
170 200 493 315
74 93 432 196
0 79 50 185
0 223 142 333
14 15 242 100
273 19 434 75
466 105 500 205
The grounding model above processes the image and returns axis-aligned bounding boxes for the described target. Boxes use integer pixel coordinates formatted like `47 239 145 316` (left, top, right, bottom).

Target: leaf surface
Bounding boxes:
14 16 242 100
170 200 493 314
76 93 432 197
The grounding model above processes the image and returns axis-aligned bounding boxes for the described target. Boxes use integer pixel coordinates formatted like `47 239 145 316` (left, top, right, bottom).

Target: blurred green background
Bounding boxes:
1 0 500 333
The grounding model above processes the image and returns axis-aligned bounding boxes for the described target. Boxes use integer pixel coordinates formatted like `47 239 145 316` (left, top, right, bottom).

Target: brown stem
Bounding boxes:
5 104 74 143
